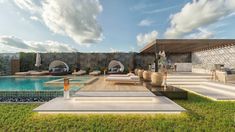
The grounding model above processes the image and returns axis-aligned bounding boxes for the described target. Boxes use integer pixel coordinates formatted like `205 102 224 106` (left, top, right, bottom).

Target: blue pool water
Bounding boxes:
0 77 77 91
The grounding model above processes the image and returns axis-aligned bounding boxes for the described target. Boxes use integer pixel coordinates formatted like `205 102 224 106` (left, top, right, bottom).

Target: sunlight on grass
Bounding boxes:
0 93 234 131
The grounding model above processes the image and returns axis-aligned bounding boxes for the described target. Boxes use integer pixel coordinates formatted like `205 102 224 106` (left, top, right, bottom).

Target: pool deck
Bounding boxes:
34 77 186 114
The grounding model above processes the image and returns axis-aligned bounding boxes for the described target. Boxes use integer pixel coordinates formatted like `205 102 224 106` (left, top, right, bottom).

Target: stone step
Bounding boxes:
167 75 211 79
179 85 235 100
202 82 235 93
73 97 158 103
166 81 202 85
167 79 209 82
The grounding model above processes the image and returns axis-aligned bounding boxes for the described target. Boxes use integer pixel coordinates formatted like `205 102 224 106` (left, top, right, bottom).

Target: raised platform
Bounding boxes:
34 92 186 114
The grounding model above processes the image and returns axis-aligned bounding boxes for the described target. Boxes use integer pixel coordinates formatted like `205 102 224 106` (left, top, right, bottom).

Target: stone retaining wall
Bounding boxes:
0 53 19 75
1 52 192 74
17 52 156 72
192 45 235 70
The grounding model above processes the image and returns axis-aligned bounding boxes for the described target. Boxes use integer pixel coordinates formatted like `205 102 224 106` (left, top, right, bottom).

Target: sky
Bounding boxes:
0 0 235 53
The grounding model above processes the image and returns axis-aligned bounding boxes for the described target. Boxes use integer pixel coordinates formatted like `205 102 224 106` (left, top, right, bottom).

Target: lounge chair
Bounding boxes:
105 75 140 84
15 72 30 76
15 71 49 76
108 73 135 77
72 70 86 76
29 70 49 76
89 70 101 76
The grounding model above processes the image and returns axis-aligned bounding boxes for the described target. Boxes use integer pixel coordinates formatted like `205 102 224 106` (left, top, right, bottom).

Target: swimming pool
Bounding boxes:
0 77 63 91
0 76 90 101
0 76 88 91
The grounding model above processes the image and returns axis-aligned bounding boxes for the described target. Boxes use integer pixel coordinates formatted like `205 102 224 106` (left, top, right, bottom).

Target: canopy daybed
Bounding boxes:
49 60 70 76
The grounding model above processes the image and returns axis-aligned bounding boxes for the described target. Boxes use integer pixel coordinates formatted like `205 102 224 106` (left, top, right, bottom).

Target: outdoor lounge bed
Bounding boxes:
29 70 49 76
72 70 86 76
15 71 31 76
105 75 140 84
15 71 49 76
89 70 101 76
108 73 135 77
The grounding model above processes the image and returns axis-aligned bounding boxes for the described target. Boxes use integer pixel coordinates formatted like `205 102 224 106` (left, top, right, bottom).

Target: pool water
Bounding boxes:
0 77 80 91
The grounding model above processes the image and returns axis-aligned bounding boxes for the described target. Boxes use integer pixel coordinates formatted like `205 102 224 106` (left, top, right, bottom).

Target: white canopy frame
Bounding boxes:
49 60 69 72
108 60 124 72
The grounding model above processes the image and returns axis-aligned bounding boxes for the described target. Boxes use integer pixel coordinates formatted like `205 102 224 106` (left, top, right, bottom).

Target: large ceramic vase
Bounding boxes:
137 69 144 78
143 70 152 81
151 72 163 86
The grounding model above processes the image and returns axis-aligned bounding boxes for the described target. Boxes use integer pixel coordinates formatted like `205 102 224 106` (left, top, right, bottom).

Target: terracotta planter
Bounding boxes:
151 72 163 86
143 70 152 81
137 69 144 78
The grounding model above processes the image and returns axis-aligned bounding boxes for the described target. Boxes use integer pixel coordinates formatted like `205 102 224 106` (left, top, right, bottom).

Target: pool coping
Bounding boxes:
44 77 98 86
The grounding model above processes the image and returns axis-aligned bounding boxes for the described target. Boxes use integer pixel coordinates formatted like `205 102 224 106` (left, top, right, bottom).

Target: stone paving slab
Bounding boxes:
34 92 185 114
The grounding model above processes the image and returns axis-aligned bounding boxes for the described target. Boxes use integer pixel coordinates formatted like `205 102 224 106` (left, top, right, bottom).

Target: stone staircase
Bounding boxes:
166 74 211 86
166 73 235 100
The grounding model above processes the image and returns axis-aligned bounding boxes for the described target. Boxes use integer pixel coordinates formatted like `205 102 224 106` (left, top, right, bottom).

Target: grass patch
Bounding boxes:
0 93 234 131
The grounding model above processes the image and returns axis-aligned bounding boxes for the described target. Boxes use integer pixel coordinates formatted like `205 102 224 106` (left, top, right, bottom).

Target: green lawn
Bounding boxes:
0 94 234 131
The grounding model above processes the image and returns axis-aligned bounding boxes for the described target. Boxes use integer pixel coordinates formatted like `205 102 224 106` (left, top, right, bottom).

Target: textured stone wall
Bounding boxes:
167 53 191 63
134 53 155 69
0 53 19 75
192 45 235 70
78 53 135 71
40 53 78 71
17 52 155 72
0 52 193 74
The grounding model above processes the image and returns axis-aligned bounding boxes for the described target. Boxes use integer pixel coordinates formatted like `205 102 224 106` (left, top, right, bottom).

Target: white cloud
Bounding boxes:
165 0 235 38
138 19 154 26
14 0 42 14
109 48 120 53
144 5 181 14
0 36 77 53
14 0 103 45
184 28 214 39
30 16 40 22
136 30 158 47
130 3 156 11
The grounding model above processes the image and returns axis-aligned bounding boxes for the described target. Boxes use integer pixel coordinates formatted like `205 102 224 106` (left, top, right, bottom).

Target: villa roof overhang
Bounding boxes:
140 39 235 53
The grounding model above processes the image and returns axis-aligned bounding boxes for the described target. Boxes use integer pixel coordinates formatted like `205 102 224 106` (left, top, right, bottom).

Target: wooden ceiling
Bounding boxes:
140 39 235 53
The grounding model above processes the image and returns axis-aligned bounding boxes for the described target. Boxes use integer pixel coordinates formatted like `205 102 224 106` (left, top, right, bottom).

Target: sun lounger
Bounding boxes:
89 70 101 76
108 73 135 77
15 71 49 76
72 70 86 76
105 75 140 84
29 71 49 76
15 72 30 76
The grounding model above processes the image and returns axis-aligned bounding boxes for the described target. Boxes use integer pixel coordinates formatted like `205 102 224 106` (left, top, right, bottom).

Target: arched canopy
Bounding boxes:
108 60 124 72
49 60 69 72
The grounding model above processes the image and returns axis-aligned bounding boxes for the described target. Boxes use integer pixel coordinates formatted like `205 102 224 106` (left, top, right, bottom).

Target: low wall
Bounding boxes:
0 53 19 75
192 45 235 71
18 52 156 72
1 52 193 74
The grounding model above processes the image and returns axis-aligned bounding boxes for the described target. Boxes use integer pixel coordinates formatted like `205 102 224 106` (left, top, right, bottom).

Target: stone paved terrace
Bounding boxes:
34 76 186 114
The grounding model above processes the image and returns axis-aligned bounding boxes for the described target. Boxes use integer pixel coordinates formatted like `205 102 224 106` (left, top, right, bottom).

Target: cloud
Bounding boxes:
136 30 158 47
30 16 40 22
109 48 120 53
14 0 42 14
144 4 181 14
184 28 214 39
130 3 155 11
138 19 154 26
165 0 235 38
0 36 77 53
14 0 103 45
